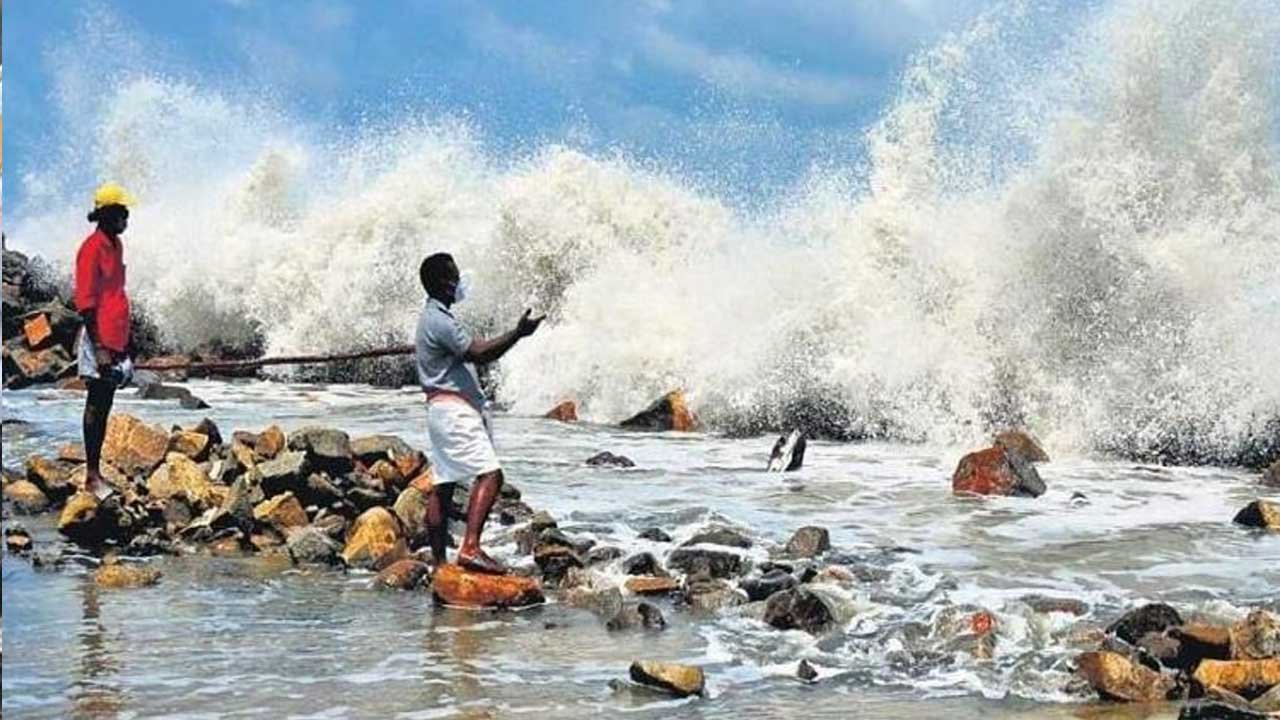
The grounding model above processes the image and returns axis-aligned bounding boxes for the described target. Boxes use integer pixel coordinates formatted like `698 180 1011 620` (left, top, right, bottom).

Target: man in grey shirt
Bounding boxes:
417 252 544 575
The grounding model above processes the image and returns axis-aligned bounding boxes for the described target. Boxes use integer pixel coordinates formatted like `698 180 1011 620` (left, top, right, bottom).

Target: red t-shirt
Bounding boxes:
74 229 131 353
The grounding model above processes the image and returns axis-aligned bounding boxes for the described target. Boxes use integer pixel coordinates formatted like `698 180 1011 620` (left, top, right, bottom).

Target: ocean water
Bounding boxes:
3 381 1277 718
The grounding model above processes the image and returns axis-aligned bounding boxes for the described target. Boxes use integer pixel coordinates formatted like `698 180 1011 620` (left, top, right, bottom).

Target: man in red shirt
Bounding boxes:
75 183 134 498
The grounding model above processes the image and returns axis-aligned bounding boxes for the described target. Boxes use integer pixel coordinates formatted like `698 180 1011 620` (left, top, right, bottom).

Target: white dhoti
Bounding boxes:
426 398 500 486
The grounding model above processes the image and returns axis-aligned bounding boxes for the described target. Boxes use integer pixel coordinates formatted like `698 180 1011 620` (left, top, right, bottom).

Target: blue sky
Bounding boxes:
3 1 987 216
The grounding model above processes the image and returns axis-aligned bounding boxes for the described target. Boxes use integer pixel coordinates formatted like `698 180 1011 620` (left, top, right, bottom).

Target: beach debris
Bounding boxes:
544 400 578 422
620 390 697 432
1233 500 1280 530
993 429 1050 463
431 563 545 608
585 451 634 468
951 445 1046 497
784 526 830 558
767 429 807 472
628 660 705 697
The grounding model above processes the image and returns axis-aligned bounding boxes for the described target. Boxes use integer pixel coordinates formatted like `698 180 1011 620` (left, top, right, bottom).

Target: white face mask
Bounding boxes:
453 275 471 303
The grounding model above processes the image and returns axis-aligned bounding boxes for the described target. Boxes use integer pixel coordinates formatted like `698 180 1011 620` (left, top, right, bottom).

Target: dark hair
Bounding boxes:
420 252 455 294
88 204 128 225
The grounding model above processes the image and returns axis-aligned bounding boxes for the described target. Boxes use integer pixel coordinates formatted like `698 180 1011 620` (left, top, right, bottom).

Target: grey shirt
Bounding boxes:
415 297 487 409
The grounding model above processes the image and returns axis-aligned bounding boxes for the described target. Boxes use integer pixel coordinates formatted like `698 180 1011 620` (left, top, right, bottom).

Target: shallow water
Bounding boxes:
3 380 1278 719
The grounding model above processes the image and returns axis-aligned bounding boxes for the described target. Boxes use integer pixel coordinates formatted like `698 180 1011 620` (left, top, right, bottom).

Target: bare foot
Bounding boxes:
456 549 507 575
85 472 115 500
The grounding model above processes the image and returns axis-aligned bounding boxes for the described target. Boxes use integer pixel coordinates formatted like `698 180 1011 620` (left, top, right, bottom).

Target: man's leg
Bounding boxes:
423 483 455 565
456 469 504 573
83 379 116 494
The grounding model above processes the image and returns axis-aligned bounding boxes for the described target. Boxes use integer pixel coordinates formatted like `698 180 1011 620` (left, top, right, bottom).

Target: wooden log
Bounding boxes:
135 345 415 373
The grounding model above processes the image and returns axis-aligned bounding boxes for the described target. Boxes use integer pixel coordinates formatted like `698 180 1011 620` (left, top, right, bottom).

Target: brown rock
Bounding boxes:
1171 623 1234 666
94 563 162 589
253 492 308 534
57 443 88 464
368 460 404 489
168 431 211 462
230 442 259 473
103 414 171 475
1262 460 1280 488
26 456 75 501
628 660 705 698
372 559 431 590
4 479 51 513
340 507 408 570
58 492 102 540
146 454 221 511
57 376 89 392
1193 659 1280 697
1233 500 1280 530
545 400 578 422
993 429 1050 463
784 526 831 557
6 527 34 554
254 425 287 460
625 576 681 596
392 484 430 543
685 578 745 613
620 390 697 432
8 345 74 384
1230 610 1280 660
431 563 545 608
394 451 426 481
951 446 1046 497
209 535 249 557
23 313 54 348
1076 650 1178 702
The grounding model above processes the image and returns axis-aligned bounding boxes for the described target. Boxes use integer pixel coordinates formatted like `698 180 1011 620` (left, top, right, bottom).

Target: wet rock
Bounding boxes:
191 418 223 447
367 460 405 491
4 479 50 513
286 525 342 566
740 569 797 602
25 456 76 502
312 512 349 540
220 474 265 529
1193 659 1280 697
534 544 584 585
1169 624 1234 668
620 390 697 432
1253 683 1280 712
168 431 211 462
1021 595 1089 616
257 452 310 497
563 582 624 618
431 563 545 608
1232 500 1280 530
341 507 408 571
125 527 176 557
685 577 745 612
103 414 171 475
668 547 746 579
797 659 818 683
933 606 999 660
1230 609 1280 660
1178 699 1269 720
529 510 558 533
253 492 308 534
621 552 663 576
624 576 681 596
372 559 431 590
544 400 578 422
5 526 33 554
682 525 753 549
535 528 595 557
586 546 624 565
301 472 344 508
993 429 1050 463
1107 603 1185 645
784 526 830 558
1076 650 1180 702
607 602 666 631
57 443 88 464
392 484 430 545
254 425 287 460
498 501 534 526
347 486 387 512
287 427 354 474
628 660 705 698
6 345 75 387
952 446 1045 497
58 492 133 547
94 561 162 589
146 454 222 511
767 430 807 472
764 587 838 634
350 434 414 465
586 451 635 468
637 527 671 542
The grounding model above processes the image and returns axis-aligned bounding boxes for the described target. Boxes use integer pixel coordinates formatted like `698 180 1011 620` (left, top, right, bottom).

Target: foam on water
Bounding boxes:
10 0 1280 464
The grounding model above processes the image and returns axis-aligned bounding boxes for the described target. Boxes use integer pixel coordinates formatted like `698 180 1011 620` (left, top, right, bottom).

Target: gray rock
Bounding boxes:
1178 700 1269 720
797 659 818 682
586 451 635 468
682 525 753 549
257 452 310 496
668 547 746 579
784 526 830 558
621 552 663 576
286 525 342 566
740 569 797 602
764 587 837 634
287 427 353 474
607 601 666 631
586 546 624 565
685 578 745 613
350 435 414 465
1106 603 1184 645
637 527 671 542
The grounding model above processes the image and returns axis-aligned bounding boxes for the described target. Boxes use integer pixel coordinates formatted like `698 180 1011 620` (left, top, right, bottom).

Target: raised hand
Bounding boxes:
516 309 546 337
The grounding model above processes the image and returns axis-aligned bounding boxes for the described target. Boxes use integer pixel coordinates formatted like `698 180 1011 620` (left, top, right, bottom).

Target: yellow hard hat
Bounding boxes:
93 183 136 209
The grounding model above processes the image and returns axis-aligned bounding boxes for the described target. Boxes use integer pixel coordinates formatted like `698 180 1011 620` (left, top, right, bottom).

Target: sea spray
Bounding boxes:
9 0 1279 464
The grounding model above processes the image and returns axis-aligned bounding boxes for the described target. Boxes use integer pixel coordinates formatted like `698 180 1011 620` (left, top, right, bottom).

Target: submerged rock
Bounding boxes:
606 602 666 631
341 507 407 571
1178 699 1270 720
5 526 33 554
1076 650 1180 702
544 400 578 422
431 564 545 608
763 587 837 634
667 548 746 579
585 451 635 468
95 562 162 589
797 659 818 683
620 390 697 432
1232 500 1280 530
951 446 1045 497
784 526 830 558
993 429 1050 463
628 660 705 698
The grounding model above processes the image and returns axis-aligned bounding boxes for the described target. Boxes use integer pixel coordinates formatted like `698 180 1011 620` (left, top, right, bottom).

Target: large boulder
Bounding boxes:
763 586 839 634
1193 659 1280 697
1076 650 1179 702
4 479 51 513
287 427 354 474
628 660 705 698
667 548 746 579
146 454 222 511
993 429 1050 463
340 507 408 571
431 564 545 608
1232 500 1280 530
103 414 171 475
952 446 1046 497
620 390 697 432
